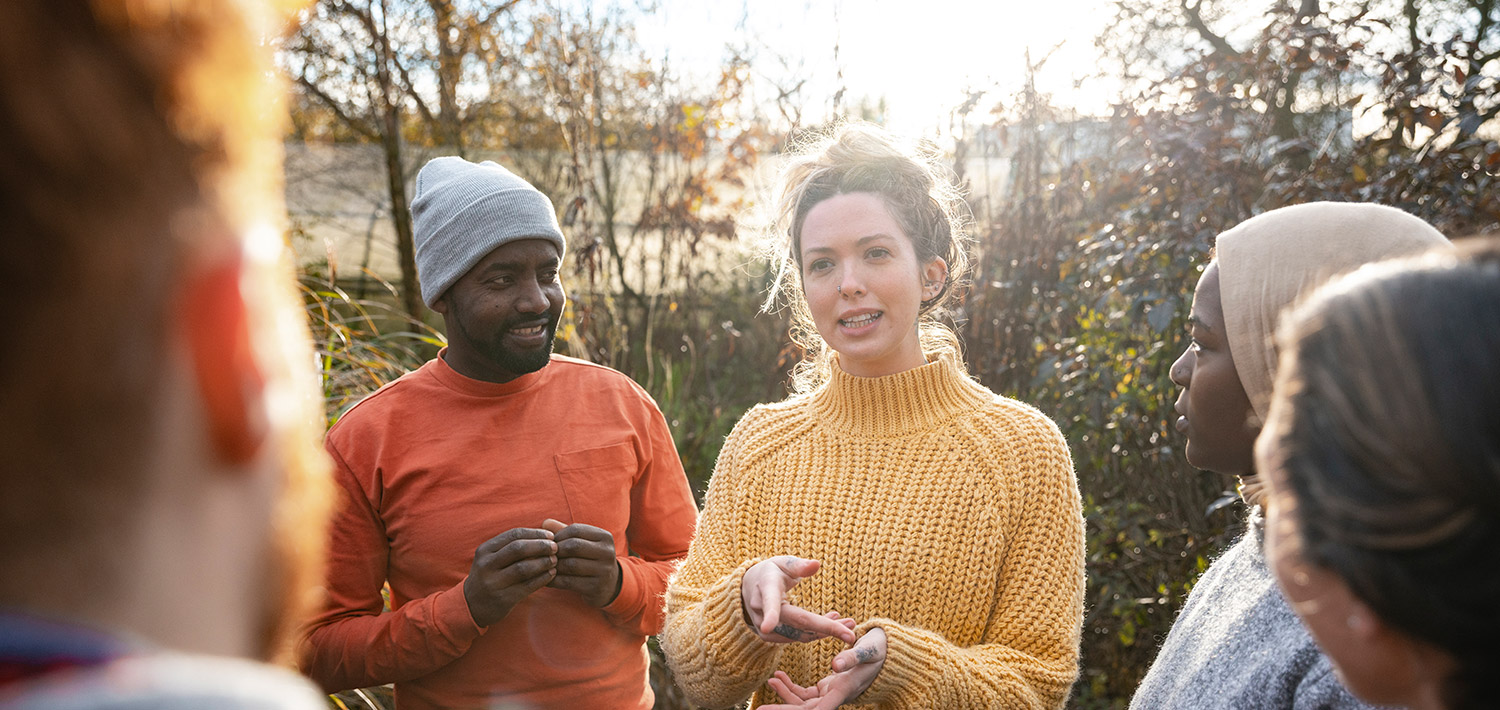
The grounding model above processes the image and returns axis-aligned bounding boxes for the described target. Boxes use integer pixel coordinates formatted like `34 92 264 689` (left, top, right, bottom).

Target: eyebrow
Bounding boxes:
802 233 898 256
479 257 560 275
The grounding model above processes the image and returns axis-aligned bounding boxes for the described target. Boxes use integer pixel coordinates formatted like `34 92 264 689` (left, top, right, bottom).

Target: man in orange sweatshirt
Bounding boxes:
299 157 698 710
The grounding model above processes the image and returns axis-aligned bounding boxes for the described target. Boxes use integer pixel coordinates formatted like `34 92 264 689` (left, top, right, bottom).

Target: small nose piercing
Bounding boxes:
837 285 844 295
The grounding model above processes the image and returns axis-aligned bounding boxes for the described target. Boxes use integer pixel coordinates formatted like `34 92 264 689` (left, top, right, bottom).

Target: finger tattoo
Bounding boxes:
772 623 808 641
855 646 878 664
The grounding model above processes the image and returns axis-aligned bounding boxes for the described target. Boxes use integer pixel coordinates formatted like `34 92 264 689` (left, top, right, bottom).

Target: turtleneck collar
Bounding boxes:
809 352 993 437
428 347 549 398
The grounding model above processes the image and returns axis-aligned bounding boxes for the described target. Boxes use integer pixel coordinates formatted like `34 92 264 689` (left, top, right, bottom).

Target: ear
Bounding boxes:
1328 587 1434 706
178 257 267 466
1344 598 1382 641
921 257 949 302
1343 596 1417 657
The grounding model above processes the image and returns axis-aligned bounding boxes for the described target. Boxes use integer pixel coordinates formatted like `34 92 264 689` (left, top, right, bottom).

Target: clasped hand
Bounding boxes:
741 556 888 709
464 519 621 627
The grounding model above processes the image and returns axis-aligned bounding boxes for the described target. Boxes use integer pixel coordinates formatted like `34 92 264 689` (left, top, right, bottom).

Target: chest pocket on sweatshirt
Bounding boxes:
554 441 637 541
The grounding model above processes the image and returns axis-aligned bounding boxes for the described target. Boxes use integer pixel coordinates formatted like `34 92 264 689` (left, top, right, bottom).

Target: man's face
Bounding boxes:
435 238 566 383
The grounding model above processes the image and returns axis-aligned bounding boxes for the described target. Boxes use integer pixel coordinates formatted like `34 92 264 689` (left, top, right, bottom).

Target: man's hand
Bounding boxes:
762 627 888 709
741 556 858 645
542 519 622 608
463 528 557 627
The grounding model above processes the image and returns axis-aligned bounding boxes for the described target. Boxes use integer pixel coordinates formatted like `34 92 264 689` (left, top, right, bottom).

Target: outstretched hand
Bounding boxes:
762 627 888 709
741 556 857 645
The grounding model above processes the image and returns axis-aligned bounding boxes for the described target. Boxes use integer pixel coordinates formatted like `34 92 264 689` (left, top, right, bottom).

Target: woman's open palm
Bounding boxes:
762 628 888 709
741 556 858 645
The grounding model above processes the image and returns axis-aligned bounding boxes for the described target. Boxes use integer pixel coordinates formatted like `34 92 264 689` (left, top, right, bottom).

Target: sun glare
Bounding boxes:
638 0 1118 135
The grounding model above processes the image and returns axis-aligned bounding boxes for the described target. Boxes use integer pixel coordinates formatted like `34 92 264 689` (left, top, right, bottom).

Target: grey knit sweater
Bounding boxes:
1129 510 1385 710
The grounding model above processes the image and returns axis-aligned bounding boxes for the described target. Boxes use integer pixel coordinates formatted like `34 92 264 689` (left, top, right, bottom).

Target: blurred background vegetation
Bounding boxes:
284 0 1499 707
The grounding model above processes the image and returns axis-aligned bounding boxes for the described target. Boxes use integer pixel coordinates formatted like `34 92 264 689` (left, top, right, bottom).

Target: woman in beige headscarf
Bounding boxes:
1128 202 1450 710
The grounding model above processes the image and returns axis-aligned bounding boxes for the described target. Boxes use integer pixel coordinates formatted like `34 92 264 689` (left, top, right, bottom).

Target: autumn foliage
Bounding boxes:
289 1 1498 706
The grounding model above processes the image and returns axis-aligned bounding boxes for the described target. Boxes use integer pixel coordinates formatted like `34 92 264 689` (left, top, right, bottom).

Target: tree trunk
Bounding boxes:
1456 0 1497 139
429 0 466 154
381 121 421 317
376 0 423 317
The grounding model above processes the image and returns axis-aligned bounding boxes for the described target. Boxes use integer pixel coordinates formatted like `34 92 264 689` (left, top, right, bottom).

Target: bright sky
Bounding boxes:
635 0 1120 137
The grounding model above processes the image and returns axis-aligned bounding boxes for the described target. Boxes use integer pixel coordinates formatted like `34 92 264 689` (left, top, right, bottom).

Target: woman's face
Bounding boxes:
799 192 946 378
1260 449 1434 708
1169 262 1259 475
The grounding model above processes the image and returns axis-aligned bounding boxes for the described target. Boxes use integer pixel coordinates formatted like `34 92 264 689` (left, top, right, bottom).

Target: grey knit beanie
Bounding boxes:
411 157 567 307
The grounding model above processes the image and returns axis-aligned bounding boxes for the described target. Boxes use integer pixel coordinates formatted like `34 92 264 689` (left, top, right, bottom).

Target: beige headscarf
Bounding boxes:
1214 202 1451 506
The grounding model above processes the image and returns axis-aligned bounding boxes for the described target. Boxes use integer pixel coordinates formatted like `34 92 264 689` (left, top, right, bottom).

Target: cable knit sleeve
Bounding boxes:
855 412 1086 710
658 424 785 709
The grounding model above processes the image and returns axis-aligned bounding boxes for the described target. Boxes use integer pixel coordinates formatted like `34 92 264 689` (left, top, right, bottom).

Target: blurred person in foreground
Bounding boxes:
0 0 332 707
659 122 1085 710
1130 202 1450 709
1259 238 1500 710
297 156 698 710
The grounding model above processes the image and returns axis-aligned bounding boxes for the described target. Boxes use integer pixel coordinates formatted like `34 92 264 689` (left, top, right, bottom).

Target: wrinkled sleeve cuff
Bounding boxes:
854 617 930 706
435 578 486 642
702 558 781 670
602 557 644 621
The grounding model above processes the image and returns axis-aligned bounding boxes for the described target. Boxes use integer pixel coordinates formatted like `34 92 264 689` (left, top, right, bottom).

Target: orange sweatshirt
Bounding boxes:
299 353 698 710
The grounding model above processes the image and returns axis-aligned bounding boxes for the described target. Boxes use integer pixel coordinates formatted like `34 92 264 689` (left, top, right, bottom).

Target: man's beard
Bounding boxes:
452 302 559 377
481 322 556 375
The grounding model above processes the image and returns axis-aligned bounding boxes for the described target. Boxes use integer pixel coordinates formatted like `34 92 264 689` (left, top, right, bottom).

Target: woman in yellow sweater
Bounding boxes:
659 123 1086 710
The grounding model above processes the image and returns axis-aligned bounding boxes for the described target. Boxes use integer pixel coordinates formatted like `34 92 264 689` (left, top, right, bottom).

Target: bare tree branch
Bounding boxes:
391 54 438 128
296 74 379 140
1179 0 1240 57
477 0 523 28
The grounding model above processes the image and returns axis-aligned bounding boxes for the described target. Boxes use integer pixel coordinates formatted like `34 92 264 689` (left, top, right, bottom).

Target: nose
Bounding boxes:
514 277 551 315
836 266 866 298
1169 347 1193 388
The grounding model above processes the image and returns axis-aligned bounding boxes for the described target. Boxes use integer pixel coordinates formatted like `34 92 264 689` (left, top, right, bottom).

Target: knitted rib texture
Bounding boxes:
660 354 1086 710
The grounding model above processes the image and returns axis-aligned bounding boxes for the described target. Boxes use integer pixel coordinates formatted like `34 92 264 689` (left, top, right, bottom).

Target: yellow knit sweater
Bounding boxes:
660 354 1085 710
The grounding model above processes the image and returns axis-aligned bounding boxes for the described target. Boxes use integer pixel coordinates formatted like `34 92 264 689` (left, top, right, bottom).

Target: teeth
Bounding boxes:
512 325 545 336
840 312 880 327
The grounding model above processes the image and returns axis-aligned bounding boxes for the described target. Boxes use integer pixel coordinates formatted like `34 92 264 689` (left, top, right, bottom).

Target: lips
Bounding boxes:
839 311 882 328
506 320 552 347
